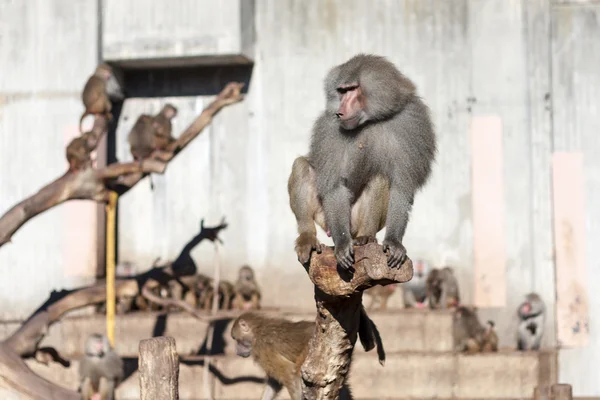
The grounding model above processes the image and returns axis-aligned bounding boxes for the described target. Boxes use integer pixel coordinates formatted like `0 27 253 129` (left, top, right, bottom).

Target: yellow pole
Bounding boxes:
105 191 118 347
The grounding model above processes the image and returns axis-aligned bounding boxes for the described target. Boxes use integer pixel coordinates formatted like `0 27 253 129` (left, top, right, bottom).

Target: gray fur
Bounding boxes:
516 292 546 351
308 54 437 269
402 259 430 307
426 267 460 309
79 333 124 400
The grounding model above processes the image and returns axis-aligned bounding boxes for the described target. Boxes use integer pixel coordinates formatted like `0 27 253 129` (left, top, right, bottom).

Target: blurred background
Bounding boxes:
0 0 598 398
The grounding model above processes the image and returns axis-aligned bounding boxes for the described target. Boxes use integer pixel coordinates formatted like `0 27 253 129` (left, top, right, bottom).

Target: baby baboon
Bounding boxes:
453 306 498 354
79 63 124 133
481 321 499 352
288 54 437 270
79 333 124 400
231 311 382 400
232 265 262 310
364 284 397 311
426 267 460 309
517 292 546 351
151 104 178 149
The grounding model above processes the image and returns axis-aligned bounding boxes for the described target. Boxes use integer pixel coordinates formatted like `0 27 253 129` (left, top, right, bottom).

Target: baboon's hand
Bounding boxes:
382 240 407 268
334 240 355 270
295 232 323 265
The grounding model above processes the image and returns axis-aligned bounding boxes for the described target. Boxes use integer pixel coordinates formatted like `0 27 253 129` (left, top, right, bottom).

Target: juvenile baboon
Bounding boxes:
517 292 545 351
426 267 460 309
79 63 124 133
199 279 235 311
288 54 437 270
151 104 178 149
453 306 497 354
231 311 383 400
127 104 178 161
232 265 262 310
66 130 98 171
167 275 201 310
402 258 430 308
481 320 499 352
78 333 124 400
134 280 170 312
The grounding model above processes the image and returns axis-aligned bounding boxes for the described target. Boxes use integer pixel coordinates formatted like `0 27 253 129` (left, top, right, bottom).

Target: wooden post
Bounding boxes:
139 336 179 400
534 385 551 400
550 384 573 400
300 243 413 399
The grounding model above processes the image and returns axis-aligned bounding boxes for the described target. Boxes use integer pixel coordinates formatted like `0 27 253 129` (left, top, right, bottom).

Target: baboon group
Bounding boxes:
75 55 546 400
95 263 262 315
364 258 546 355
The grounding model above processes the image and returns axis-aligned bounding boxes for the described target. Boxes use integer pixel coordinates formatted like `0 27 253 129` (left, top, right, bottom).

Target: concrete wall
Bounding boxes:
1 0 599 395
0 0 100 321
551 2 600 394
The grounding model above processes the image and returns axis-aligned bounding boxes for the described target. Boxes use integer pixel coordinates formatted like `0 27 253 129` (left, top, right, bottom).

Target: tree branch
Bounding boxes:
0 82 245 248
300 243 413 399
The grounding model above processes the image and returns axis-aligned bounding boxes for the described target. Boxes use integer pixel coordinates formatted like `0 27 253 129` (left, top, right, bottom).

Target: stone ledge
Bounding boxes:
3 308 455 358
27 350 555 400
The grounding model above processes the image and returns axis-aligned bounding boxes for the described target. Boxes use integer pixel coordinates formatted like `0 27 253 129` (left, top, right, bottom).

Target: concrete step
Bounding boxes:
27 350 556 400
28 308 454 358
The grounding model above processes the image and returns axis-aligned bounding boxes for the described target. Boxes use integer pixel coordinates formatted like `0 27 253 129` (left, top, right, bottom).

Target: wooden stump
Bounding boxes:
534 385 551 400
139 336 180 400
300 243 413 399
550 384 573 400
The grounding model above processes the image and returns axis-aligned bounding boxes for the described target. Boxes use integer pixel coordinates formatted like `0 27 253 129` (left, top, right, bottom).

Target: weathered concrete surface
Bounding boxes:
0 0 100 321
102 0 255 63
0 309 454 358
27 351 555 400
551 3 600 396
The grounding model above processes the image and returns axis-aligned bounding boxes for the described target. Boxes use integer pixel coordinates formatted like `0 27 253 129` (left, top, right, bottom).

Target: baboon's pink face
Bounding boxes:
335 83 366 130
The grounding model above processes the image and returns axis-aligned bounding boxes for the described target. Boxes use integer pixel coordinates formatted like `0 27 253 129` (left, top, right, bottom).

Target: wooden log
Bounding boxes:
551 384 573 400
301 243 413 399
139 336 180 400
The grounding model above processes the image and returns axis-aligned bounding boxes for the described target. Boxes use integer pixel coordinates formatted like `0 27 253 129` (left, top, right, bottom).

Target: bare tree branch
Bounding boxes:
0 82 245 248
300 243 413 399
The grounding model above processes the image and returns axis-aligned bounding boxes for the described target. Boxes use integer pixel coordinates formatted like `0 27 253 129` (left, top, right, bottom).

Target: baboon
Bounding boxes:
453 306 498 354
66 130 98 171
517 292 545 351
78 333 124 400
127 104 178 161
402 258 430 308
199 279 235 311
426 267 460 309
79 63 124 132
232 265 262 310
288 54 436 270
231 311 383 400
167 275 201 310
481 321 499 352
